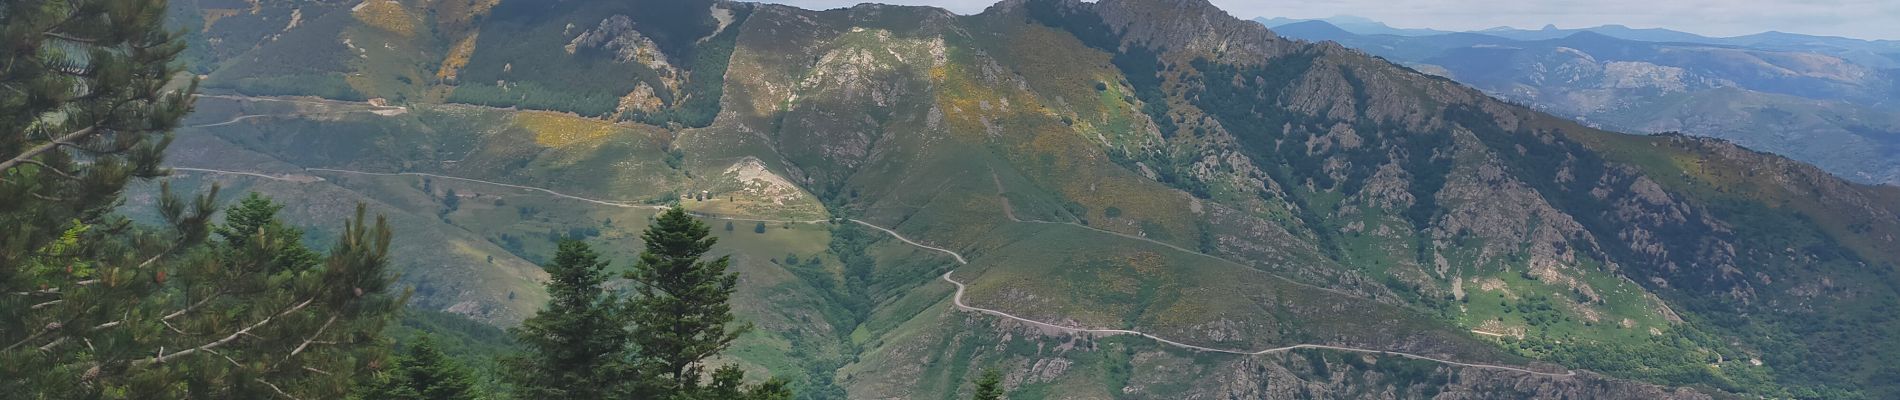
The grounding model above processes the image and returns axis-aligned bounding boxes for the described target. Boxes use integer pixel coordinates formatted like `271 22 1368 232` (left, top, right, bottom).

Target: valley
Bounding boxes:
170 118 1576 376
116 0 1900 397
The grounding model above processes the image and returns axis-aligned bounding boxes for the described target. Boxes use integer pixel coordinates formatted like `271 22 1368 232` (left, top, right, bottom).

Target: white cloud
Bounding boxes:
762 0 1900 40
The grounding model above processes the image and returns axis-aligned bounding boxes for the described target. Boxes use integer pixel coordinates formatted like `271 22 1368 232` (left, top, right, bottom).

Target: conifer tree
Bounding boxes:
504 240 628 399
3 190 402 397
972 369 1004 400
2 1 403 396
627 207 789 399
2 0 194 285
359 335 479 400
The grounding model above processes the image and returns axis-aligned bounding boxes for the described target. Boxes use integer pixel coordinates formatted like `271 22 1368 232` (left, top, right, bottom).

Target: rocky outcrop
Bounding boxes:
568 15 682 93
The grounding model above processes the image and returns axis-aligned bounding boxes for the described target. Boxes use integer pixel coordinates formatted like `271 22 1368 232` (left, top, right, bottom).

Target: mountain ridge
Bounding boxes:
153 0 1900 397
1262 15 1900 186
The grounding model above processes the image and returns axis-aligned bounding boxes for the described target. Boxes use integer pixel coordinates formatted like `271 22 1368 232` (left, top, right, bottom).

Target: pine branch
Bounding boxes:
10 287 62 296
203 349 243 368
27 191 69 202
160 318 187 335
10 280 97 297
162 289 225 320
255 378 302 400
17 159 79 180
42 31 99 44
2 324 58 353
130 298 314 367
0 126 95 173
37 337 67 352
280 314 337 364
135 240 185 269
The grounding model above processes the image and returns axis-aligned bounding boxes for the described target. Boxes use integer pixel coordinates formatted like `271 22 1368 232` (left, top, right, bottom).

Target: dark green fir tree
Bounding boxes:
972 368 1004 400
503 240 628 399
627 207 790 399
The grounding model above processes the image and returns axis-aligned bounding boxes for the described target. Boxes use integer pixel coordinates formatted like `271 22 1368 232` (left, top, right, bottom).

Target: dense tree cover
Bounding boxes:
199 5 365 100
504 208 790 399
449 0 748 123
385 309 519 398
624 6 751 128
830 227 879 320
357 335 480 400
448 83 624 118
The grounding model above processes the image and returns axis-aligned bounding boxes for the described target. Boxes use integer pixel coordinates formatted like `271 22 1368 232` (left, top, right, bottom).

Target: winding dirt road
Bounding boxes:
176 167 1572 378
171 167 324 183
305 168 657 209
189 114 278 128
848 220 967 264
937 270 1571 376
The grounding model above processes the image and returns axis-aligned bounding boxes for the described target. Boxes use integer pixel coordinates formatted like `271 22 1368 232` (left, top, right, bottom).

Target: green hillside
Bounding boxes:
145 0 1900 397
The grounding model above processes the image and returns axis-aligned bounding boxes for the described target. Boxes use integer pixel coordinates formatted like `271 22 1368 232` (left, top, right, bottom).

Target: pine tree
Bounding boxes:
627 207 789 399
359 335 480 400
504 240 628 399
972 368 1004 400
2 0 193 286
3 189 402 397
2 1 403 396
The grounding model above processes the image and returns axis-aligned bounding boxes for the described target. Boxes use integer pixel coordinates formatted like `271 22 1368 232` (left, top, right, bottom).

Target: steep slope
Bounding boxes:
150 0 1900 397
1004 0 1900 396
1271 24 1900 186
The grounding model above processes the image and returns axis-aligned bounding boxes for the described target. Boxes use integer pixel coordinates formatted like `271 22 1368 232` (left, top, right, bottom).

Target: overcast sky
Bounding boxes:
766 0 1900 40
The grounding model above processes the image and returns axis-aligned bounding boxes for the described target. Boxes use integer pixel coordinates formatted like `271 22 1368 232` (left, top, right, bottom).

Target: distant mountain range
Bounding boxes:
1258 16 1900 185
1256 16 1900 68
1254 15 1457 37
